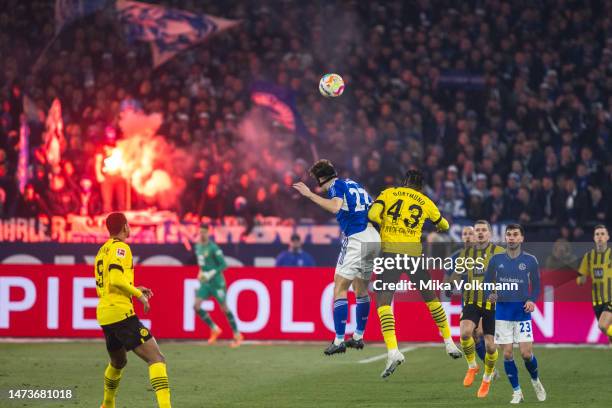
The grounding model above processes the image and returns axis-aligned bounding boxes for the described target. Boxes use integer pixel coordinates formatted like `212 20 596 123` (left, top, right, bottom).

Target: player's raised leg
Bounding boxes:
477 310 499 398
598 308 612 343
415 268 462 358
520 340 546 402
325 273 352 355
101 348 127 408
459 318 479 386
133 338 171 408
344 277 370 350
193 296 221 344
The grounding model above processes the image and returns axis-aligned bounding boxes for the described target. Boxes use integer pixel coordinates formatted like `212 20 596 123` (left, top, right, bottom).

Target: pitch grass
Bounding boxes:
0 342 609 407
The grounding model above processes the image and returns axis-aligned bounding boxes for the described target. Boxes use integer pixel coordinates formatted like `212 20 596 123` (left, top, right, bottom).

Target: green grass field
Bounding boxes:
0 341 609 407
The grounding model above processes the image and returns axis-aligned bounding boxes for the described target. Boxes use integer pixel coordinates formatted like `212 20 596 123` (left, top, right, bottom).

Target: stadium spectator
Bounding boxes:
275 233 315 267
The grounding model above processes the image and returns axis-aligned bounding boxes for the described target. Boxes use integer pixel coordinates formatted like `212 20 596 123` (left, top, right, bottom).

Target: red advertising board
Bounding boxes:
0 265 607 343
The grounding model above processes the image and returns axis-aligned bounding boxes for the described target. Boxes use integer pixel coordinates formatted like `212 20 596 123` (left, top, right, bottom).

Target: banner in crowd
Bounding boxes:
0 215 505 245
117 0 240 68
251 82 310 138
0 265 607 344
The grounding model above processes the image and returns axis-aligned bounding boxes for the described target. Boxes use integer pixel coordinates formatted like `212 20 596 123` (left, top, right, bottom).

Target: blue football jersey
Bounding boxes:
327 178 372 237
484 251 541 321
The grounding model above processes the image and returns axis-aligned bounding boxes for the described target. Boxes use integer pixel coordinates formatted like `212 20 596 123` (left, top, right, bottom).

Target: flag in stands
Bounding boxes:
116 0 240 68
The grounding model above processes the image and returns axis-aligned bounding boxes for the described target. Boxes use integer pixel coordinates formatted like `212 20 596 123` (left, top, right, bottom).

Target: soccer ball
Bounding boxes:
319 73 345 97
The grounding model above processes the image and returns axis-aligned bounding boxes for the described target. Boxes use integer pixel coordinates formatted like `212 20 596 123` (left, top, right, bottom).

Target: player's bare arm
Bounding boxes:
292 182 343 214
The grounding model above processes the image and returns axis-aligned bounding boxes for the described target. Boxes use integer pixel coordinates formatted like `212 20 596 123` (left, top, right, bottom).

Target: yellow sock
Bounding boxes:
149 362 171 408
377 305 398 350
483 349 498 381
426 300 451 339
460 337 476 368
606 325 612 337
103 363 122 408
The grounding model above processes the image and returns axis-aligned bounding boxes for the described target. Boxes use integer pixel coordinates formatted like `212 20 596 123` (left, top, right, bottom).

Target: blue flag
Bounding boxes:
116 0 239 68
251 82 310 139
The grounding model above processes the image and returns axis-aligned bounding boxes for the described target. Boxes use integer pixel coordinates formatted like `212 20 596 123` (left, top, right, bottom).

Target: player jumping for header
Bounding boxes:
293 159 381 355
368 169 462 378
484 224 546 404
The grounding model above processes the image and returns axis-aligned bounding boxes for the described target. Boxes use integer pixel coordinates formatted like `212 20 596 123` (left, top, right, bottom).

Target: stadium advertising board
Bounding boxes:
0 265 606 344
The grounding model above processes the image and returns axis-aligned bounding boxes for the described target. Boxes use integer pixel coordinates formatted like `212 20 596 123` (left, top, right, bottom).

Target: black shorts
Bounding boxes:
593 302 612 320
375 252 438 302
460 303 495 336
101 315 153 352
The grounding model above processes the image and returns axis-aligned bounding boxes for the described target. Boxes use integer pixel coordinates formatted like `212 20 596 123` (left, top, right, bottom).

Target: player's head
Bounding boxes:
402 169 424 191
309 159 337 191
106 212 129 238
461 226 475 246
474 220 492 245
289 233 302 251
593 225 609 247
504 223 524 250
200 223 210 243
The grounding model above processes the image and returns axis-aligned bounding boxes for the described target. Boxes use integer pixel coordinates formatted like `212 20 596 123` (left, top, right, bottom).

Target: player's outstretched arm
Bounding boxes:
292 182 343 214
367 200 383 226
109 266 143 298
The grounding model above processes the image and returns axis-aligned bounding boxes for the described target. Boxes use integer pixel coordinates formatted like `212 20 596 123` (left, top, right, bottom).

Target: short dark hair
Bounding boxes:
106 212 127 236
474 220 491 231
402 169 424 190
309 159 337 186
505 223 524 236
200 223 209 230
594 224 608 233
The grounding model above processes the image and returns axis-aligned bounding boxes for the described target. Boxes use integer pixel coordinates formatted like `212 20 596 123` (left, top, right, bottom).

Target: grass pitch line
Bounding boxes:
358 346 416 364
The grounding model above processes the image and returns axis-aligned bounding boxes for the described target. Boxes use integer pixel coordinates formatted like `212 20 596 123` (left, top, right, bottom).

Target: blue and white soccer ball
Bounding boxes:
319 73 345 97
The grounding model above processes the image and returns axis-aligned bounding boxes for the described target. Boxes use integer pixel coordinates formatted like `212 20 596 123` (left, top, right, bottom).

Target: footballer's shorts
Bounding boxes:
494 319 533 344
460 304 495 336
335 223 381 281
593 302 612 320
196 279 227 304
374 252 438 303
101 315 153 352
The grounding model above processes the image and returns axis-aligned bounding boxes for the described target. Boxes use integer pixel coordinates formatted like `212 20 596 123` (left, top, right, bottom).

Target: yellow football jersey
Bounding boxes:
94 238 141 325
459 243 506 309
368 186 449 254
578 247 612 306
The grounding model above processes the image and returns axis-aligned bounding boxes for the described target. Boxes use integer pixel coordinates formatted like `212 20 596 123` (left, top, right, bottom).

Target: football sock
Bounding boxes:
606 325 612 337
377 305 398 351
224 310 239 334
354 295 370 339
523 354 539 380
196 309 216 329
333 298 348 345
461 337 477 368
475 336 486 361
149 362 171 408
504 359 520 391
426 300 451 339
102 363 123 408
483 349 498 381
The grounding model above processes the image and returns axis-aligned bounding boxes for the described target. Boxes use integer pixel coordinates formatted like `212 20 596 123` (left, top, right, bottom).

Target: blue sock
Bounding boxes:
333 298 348 342
524 354 538 380
504 359 520 391
475 336 486 361
355 295 370 337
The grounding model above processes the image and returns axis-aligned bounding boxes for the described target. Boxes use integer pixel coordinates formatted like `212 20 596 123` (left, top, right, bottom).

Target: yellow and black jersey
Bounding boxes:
94 238 142 325
578 248 612 306
459 243 505 310
368 186 449 254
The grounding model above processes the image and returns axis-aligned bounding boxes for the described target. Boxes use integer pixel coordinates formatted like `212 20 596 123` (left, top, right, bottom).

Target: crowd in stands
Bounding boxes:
1 0 611 239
